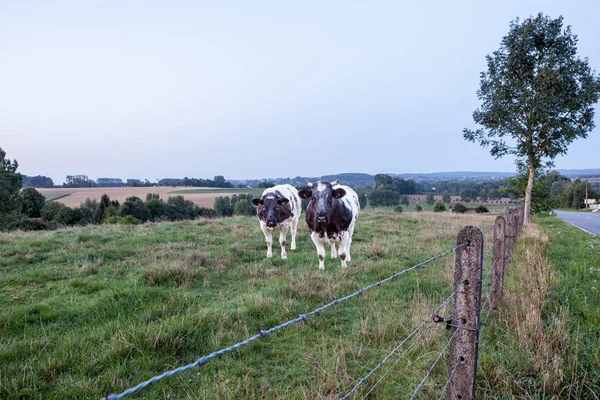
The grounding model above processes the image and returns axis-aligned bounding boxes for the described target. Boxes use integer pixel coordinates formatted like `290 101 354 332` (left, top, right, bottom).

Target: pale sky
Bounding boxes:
1 1 599 184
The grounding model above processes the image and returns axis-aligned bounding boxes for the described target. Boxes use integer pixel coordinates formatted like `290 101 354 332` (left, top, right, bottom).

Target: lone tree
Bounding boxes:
463 14 600 224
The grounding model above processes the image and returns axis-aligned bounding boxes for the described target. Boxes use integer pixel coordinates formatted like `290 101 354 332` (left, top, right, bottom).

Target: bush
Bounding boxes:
394 205 403 213
147 198 167 220
167 195 197 220
433 202 446 212
476 205 489 213
105 215 141 225
197 208 217 218
7 218 48 231
20 188 46 218
233 199 255 216
400 195 409 206
120 196 150 222
453 203 468 213
415 204 423 212
41 201 68 222
55 206 82 225
214 196 233 217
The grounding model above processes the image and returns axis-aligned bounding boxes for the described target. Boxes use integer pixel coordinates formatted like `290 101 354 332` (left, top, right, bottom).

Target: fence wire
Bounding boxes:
341 284 463 399
437 356 461 400
409 329 459 400
103 242 468 400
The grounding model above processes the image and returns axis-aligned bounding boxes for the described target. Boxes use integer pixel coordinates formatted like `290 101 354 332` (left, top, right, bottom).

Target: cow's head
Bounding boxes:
298 180 346 225
252 193 290 228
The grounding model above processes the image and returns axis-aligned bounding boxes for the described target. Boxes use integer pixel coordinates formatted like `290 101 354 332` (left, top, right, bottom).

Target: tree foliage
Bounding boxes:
368 189 400 207
464 13 600 224
442 191 451 203
0 148 23 227
426 193 435 205
20 188 46 218
433 202 447 212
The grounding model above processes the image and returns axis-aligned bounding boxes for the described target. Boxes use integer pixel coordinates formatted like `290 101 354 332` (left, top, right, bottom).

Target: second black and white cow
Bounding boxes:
252 184 302 259
298 180 360 269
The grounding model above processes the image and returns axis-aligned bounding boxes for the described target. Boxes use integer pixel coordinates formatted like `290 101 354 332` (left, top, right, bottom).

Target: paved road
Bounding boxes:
554 210 600 236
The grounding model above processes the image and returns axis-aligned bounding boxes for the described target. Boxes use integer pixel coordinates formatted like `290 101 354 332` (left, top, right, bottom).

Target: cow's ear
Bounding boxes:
252 198 263 206
298 190 312 199
278 197 289 206
332 188 346 199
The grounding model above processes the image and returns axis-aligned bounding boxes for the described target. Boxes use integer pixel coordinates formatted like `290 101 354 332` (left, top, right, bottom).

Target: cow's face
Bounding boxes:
252 194 290 228
298 180 346 226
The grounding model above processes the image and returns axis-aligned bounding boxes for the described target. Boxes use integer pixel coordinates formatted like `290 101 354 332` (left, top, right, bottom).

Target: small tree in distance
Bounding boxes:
426 193 435 205
442 191 451 204
464 13 600 225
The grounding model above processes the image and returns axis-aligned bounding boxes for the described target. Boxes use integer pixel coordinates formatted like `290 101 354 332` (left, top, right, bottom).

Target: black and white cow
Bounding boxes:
298 180 360 269
252 184 302 259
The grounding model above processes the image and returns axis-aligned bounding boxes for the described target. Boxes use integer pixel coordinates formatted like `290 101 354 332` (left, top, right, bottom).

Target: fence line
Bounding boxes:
102 207 524 400
104 242 467 400
342 284 463 399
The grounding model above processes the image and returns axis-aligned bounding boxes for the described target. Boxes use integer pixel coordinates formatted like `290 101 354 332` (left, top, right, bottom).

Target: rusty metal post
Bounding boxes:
490 216 506 308
504 208 518 268
446 226 483 400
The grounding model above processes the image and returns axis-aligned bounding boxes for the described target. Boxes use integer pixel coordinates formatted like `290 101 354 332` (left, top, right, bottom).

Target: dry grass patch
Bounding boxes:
478 221 571 396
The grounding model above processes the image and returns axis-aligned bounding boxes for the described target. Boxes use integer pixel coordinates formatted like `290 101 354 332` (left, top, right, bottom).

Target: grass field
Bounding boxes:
35 187 257 209
1 211 593 399
41 192 71 202
169 188 264 197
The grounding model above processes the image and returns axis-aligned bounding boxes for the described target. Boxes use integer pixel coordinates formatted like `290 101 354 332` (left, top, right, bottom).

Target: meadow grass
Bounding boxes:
1 210 587 399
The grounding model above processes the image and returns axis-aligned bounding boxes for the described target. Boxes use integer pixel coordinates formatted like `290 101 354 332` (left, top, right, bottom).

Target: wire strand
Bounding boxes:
341 284 463 400
437 357 461 400
357 286 461 400
409 329 459 400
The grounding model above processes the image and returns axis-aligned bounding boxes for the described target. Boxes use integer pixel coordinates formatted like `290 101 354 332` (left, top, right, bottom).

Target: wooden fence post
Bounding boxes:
490 216 506 309
446 226 483 400
518 206 524 235
504 208 518 268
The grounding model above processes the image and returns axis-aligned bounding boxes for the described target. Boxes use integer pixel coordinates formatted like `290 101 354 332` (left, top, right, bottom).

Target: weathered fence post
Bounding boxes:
504 208 518 268
517 206 524 235
490 216 506 309
446 226 483 400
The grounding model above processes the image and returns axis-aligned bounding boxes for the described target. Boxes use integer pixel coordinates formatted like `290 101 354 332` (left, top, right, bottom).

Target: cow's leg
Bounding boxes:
310 231 326 270
260 222 273 258
290 217 298 250
346 224 355 261
330 242 338 258
279 223 289 259
339 231 351 268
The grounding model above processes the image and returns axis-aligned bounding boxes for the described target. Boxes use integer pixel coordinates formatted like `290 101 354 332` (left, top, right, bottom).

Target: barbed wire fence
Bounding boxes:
102 207 524 400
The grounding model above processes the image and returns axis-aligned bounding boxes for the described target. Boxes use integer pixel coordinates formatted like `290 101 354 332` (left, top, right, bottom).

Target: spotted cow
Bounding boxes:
298 180 360 269
252 184 302 259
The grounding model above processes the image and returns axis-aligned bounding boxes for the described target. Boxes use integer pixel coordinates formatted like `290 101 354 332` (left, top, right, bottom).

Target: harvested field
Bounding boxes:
36 187 255 208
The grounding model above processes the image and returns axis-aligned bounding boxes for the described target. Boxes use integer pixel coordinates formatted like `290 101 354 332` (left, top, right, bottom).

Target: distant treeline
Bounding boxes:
21 174 234 188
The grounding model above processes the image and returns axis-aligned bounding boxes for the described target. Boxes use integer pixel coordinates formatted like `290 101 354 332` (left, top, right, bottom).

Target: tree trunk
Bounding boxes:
524 163 535 225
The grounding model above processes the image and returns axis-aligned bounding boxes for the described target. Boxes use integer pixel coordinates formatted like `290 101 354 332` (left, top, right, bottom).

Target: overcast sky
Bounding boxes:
1 1 599 184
